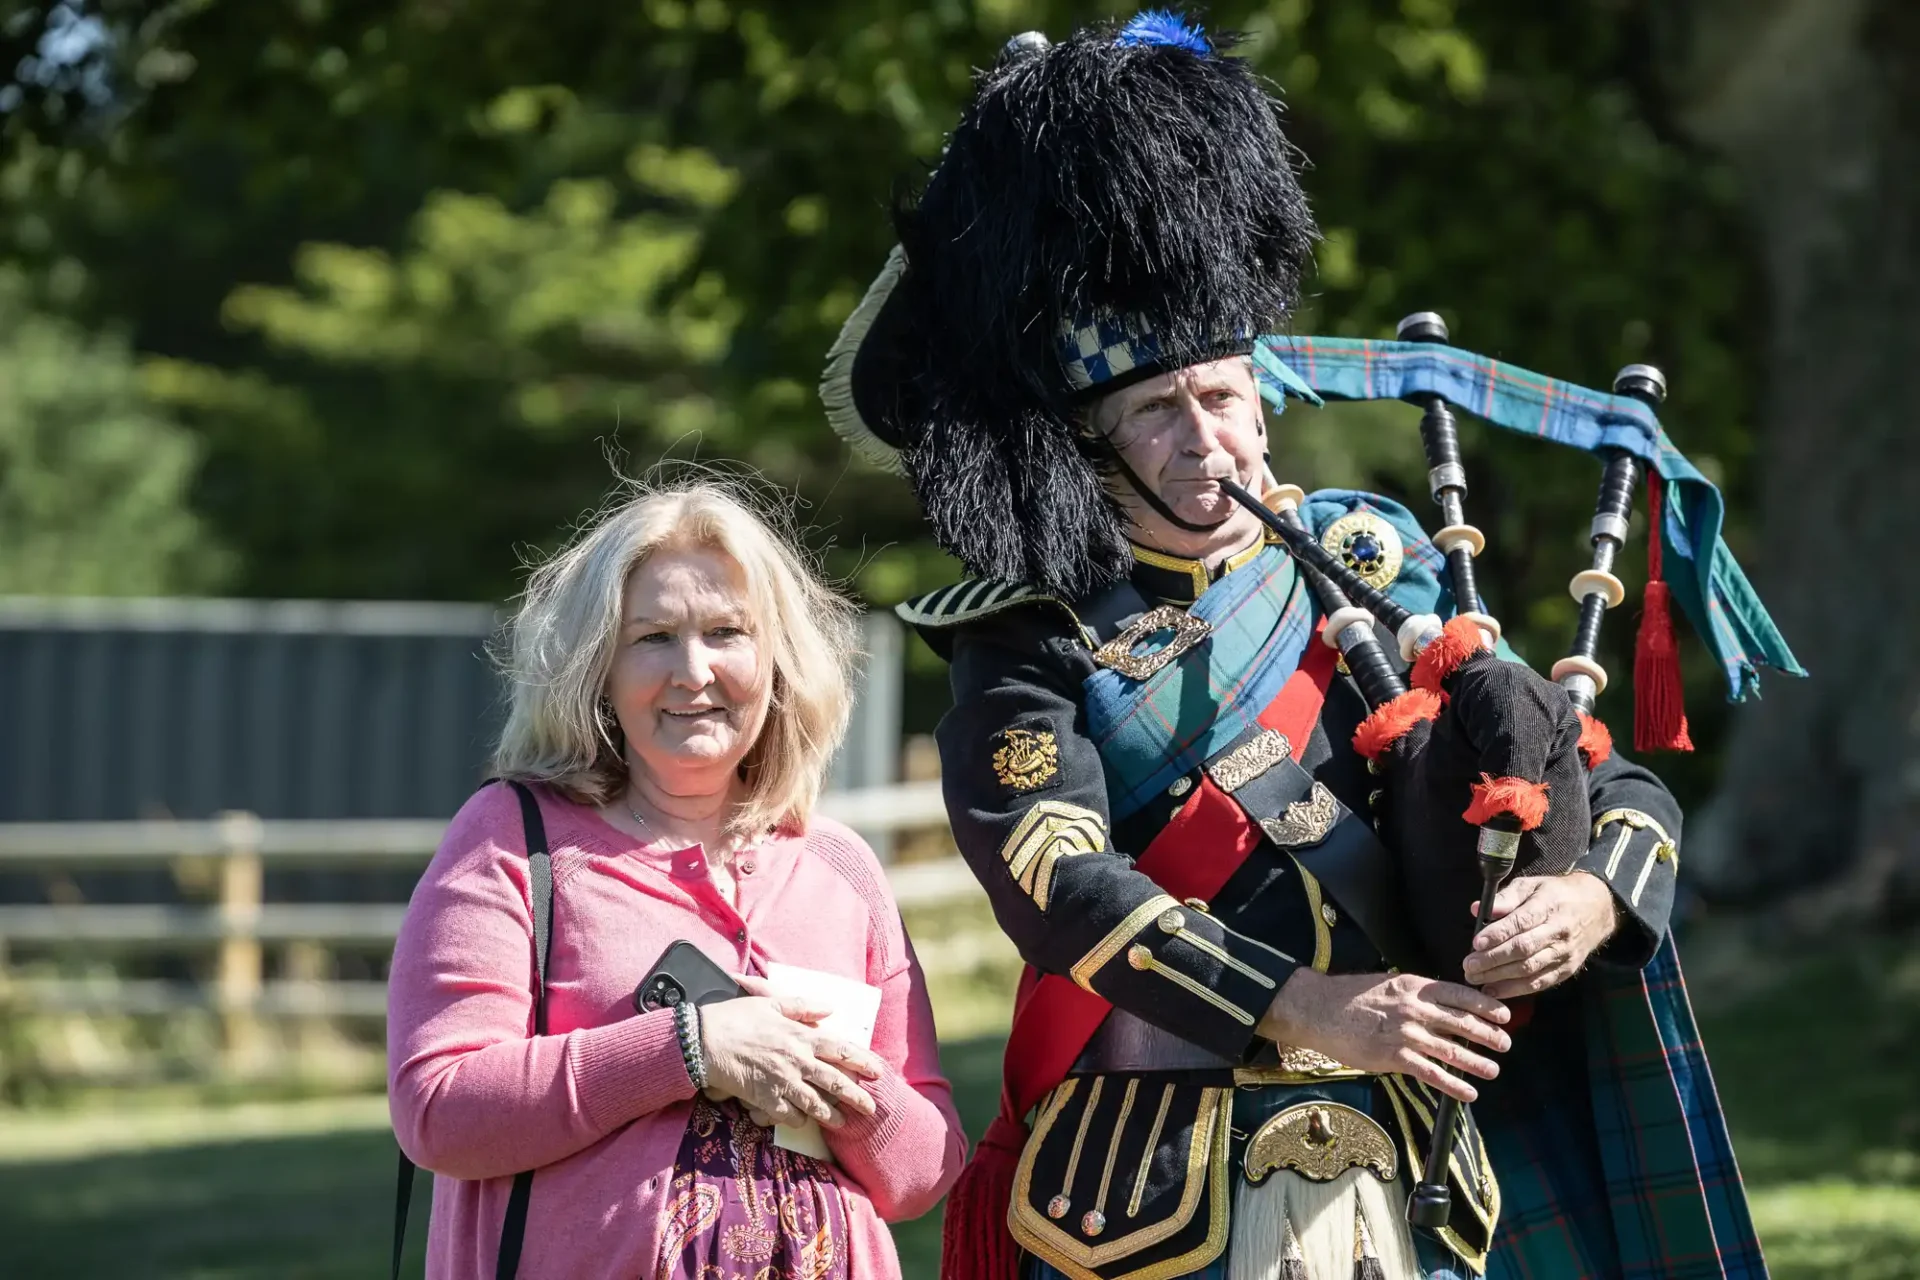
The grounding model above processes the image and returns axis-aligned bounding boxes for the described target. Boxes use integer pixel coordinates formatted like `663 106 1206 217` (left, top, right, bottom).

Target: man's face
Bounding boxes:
1091 356 1267 538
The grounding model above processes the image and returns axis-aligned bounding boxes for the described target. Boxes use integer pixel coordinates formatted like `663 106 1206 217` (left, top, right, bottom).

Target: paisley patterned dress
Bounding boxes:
658 1096 853 1280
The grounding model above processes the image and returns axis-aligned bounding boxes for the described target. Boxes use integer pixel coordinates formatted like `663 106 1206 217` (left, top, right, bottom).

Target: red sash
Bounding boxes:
996 635 1339 1127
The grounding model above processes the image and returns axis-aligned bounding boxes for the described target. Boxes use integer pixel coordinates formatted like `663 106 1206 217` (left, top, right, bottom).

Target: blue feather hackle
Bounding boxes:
1116 10 1211 54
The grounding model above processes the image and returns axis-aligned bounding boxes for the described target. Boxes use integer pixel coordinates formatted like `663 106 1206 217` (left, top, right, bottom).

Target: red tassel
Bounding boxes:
1410 615 1485 693
1463 774 1550 831
1634 474 1694 752
1575 712 1613 770
940 1114 1025 1280
1351 687 1443 759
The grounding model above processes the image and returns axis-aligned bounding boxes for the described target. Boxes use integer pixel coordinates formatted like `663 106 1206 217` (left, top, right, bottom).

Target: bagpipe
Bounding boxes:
1221 312 1800 1232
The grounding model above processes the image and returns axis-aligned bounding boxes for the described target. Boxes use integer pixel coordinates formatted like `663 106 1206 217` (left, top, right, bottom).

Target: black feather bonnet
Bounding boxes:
821 11 1318 598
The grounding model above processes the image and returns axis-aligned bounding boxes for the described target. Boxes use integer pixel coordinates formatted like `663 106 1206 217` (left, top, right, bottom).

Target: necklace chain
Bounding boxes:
625 791 740 860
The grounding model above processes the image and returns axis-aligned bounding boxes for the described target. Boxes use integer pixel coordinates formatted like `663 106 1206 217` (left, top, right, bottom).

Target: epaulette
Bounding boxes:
894 579 1091 642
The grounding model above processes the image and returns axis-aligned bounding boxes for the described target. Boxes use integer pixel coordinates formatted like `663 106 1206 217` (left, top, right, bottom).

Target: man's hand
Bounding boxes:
1258 969 1511 1103
1461 872 1619 999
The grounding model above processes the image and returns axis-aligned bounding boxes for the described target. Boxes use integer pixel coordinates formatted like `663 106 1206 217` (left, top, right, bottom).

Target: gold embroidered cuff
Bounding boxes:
1125 944 1256 1026
1590 808 1679 909
1154 907 1287 985
1591 807 1677 851
1071 895 1182 991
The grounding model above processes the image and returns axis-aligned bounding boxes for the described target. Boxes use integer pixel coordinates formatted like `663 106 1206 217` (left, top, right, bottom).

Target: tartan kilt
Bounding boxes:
1477 936 1768 1279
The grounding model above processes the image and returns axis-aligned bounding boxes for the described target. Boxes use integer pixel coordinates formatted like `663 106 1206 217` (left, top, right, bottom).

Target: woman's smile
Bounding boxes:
661 706 730 725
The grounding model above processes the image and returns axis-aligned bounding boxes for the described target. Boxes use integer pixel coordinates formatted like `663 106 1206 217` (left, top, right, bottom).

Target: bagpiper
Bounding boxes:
822 13 1798 1279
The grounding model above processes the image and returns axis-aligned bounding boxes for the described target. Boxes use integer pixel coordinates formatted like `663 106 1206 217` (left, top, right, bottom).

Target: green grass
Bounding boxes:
0 939 1915 1278
0 1104 422 1280
1688 939 1920 1279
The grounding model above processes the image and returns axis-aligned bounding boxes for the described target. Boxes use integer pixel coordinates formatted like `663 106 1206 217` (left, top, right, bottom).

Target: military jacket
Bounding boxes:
898 495 1681 1280
906 499 1683 1066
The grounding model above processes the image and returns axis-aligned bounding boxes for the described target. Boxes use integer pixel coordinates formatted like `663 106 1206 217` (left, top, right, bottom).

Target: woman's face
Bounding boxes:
607 544 771 797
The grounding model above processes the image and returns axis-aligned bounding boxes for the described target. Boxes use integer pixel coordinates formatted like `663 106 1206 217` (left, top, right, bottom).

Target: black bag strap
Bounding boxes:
392 779 555 1280
391 1147 415 1280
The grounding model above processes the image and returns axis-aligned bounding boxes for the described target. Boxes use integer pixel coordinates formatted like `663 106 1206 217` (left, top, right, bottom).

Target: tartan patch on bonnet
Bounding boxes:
1055 311 1261 392
1056 313 1165 391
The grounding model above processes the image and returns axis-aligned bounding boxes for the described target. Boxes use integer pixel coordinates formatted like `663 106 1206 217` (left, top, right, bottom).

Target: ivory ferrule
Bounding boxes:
1323 605 1376 650
1397 614 1444 663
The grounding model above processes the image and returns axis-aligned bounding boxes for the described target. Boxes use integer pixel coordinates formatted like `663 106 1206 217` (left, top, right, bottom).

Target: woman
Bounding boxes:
388 481 967 1279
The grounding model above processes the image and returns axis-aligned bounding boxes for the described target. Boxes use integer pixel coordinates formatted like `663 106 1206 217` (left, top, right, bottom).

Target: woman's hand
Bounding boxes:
1257 968 1511 1103
1462 872 1619 999
697 976 884 1129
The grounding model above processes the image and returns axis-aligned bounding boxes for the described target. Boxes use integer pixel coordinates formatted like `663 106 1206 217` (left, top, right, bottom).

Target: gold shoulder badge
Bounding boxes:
992 727 1060 792
1320 511 1404 591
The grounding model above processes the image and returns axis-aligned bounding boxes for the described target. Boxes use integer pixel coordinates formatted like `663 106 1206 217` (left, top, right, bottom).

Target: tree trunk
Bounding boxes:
1658 0 1920 918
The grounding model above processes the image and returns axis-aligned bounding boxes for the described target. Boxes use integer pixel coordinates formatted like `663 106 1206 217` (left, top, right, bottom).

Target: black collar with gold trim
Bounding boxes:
1127 532 1278 606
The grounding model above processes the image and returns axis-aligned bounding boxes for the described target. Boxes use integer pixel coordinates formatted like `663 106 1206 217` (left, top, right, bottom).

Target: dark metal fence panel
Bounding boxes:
0 598 505 822
0 598 905 827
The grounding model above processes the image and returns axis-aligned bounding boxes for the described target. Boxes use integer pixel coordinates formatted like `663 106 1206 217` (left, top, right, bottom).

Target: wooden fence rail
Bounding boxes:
0 784 992 1075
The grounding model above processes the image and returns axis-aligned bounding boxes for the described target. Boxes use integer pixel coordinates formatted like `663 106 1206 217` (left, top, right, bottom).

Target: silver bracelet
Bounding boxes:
673 1000 708 1091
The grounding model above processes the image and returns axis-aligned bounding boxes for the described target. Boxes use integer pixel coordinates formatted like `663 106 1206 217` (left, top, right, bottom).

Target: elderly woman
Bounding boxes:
388 482 967 1279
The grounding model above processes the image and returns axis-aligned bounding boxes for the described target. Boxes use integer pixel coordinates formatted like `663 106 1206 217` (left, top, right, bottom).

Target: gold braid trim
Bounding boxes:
1060 1076 1105 1206
1128 1084 1176 1219
1290 855 1335 972
1090 1078 1139 1227
1013 1087 1232 1280
1070 895 1181 991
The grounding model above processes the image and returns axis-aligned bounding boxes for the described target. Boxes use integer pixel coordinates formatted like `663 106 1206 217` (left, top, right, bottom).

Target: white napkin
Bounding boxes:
758 961 882 1161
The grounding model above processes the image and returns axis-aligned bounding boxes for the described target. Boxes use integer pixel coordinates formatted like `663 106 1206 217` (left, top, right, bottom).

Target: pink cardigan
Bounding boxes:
388 781 967 1279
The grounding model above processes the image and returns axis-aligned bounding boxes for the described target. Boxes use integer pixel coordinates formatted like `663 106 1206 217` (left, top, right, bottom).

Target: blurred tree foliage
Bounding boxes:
0 267 224 593
1 0 1761 796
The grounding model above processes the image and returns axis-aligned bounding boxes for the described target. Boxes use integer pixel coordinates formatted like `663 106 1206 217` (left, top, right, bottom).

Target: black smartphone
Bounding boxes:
635 939 742 1013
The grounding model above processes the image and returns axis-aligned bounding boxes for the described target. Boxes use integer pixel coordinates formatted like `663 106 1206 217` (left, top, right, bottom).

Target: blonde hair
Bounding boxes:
492 480 862 838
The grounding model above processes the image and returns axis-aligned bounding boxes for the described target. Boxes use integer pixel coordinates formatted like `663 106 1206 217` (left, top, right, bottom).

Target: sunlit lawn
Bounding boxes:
1 936 1915 1278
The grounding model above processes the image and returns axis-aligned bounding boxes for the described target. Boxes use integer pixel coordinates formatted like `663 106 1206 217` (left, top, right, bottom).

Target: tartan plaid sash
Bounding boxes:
1082 545 1311 821
1253 335 1805 702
